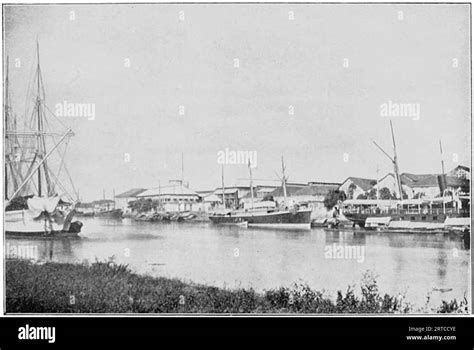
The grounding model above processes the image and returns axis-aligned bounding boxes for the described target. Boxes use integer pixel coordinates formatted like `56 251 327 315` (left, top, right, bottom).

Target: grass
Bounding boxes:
5 259 469 314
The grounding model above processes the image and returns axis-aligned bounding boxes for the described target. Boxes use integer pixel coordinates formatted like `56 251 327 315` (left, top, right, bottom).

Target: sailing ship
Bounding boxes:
209 157 312 230
4 44 83 237
341 121 470 234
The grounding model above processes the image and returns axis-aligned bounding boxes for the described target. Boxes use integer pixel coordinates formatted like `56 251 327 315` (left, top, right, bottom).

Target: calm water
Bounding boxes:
7 217 471 311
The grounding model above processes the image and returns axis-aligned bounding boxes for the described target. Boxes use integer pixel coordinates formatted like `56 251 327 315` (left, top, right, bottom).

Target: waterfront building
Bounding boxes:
376 167 470 199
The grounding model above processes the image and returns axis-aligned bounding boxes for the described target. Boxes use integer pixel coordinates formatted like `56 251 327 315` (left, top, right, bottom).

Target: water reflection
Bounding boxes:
5 218 470 310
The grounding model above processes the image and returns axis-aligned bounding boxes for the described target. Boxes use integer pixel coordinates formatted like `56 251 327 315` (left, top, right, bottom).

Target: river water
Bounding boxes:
6 217 470 311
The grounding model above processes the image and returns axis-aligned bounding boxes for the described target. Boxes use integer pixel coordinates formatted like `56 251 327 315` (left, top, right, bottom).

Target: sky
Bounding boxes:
3 4 471 201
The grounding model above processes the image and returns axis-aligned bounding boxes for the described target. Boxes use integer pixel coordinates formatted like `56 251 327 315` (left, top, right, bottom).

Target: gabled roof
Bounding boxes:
116 188 147 198
294 183 340 196
341 177 377 192
380 173 469 188
213 188 239 195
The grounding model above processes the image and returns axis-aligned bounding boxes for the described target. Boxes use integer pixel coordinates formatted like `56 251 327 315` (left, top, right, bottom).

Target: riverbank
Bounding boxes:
6 259 468 313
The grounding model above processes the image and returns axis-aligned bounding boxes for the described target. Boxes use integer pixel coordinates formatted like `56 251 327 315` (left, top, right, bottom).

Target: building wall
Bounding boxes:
138 195 201 212
116 197 134 213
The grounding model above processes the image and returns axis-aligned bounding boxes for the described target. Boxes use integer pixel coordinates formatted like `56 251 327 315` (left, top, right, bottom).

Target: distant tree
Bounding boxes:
128 198 159 213
324 190 347 210
379 187 396 200
357 193 368 200
366 188 378 200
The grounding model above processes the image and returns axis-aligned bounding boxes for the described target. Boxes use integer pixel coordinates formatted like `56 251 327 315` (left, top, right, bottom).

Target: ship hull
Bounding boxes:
345 212 469 233
5 208 82 238
242 209 312 230
210 209 312 230
208 215 248 226
95 209 123 219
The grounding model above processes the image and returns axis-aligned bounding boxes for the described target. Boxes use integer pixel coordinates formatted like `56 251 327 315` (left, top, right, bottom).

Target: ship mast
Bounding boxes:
281 156 288 206
4 56 22 199
248 160 254 209
4 56 10 199
6 42 77 203
372 121 403 200
439 140 446 175
34 41 53 197
439 139 447 197
9 128 73 200
390 121 403 200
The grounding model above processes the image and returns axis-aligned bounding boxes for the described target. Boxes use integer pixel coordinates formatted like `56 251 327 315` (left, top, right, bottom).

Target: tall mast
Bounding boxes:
439 140 445 175
248 160 254 209
4 56 9 199
36 41 42 196
221 165 225 208
4 56 21 199
9 129 73 200
281 156 288 205
390 121 403 200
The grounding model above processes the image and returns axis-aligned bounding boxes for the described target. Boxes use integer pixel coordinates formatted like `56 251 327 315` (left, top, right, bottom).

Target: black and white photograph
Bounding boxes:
2 2 471 316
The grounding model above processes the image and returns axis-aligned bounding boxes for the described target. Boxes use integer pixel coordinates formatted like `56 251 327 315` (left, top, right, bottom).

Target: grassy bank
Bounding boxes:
6 259 468 314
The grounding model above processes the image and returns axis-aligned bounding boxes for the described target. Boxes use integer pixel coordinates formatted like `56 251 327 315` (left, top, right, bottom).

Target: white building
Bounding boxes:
137 184 202 212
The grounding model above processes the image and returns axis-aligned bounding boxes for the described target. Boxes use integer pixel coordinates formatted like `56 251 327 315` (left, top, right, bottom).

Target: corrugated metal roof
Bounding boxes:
294 183 339 196
116 188 147 198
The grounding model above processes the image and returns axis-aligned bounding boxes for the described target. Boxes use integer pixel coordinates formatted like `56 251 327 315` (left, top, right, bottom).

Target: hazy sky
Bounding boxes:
4 4 470 201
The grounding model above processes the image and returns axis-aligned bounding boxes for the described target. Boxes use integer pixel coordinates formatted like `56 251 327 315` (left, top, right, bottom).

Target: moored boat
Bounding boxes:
209 157 312 230
95 208 123 219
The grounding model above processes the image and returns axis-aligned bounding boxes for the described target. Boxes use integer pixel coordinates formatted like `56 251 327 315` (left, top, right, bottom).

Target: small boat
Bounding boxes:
95 208 123 219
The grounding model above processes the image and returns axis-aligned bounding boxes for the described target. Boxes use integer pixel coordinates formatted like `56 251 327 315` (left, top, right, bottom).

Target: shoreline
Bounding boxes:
5 259 469 314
